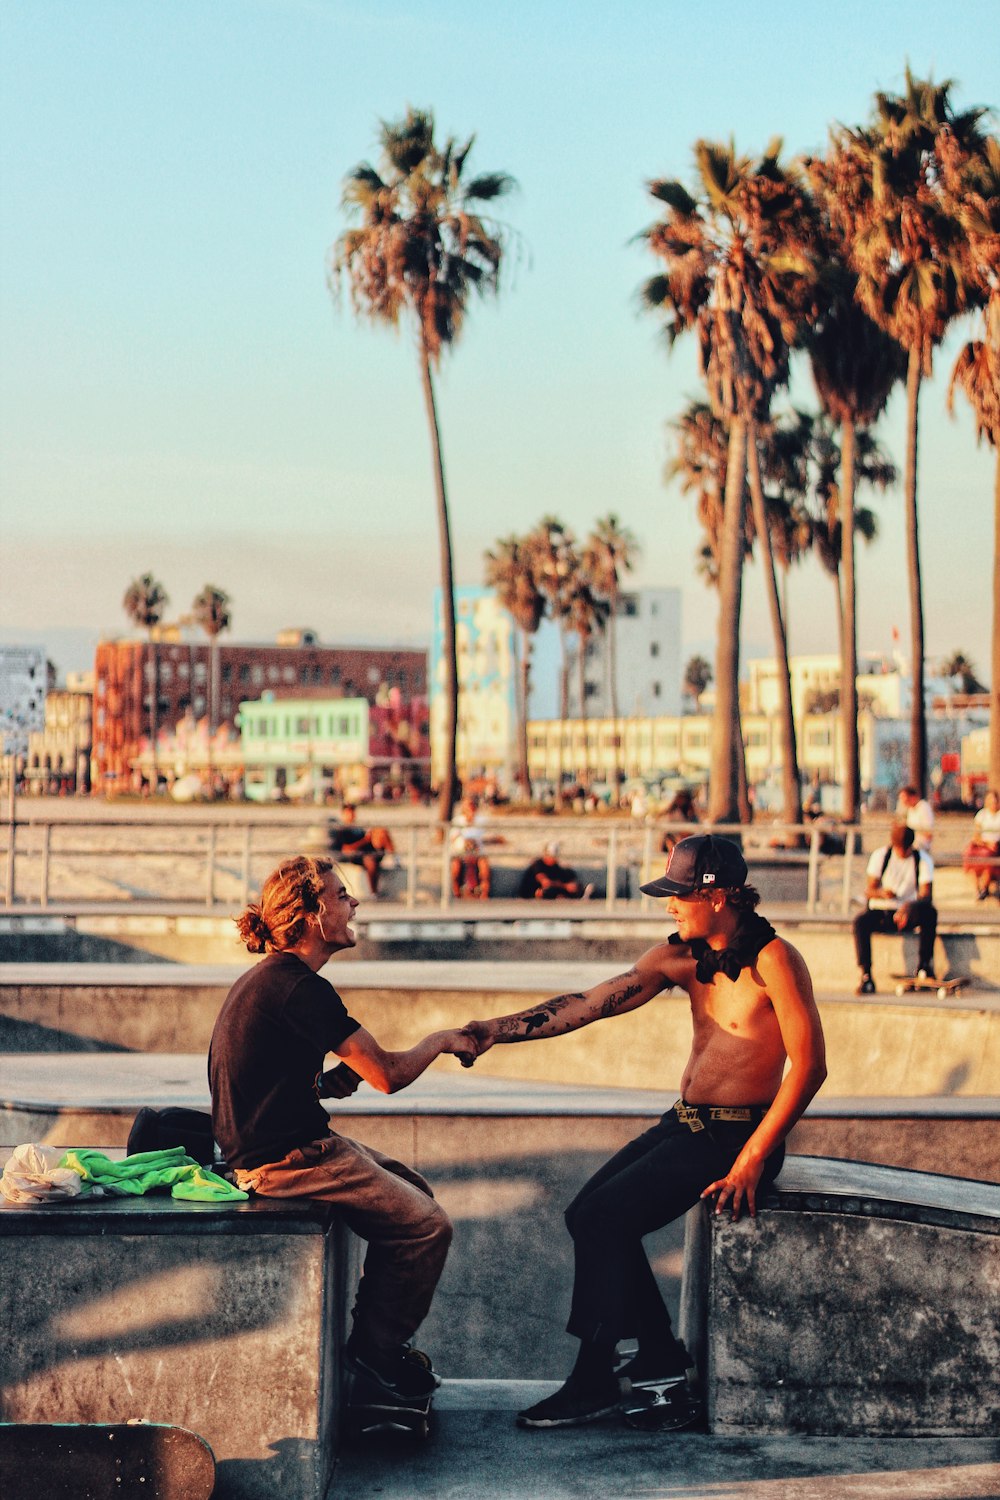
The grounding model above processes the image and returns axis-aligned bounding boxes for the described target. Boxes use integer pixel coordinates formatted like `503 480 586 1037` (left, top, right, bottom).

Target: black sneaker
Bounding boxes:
856 974 875 995
346 1338 437 1402
516 1377 621 1429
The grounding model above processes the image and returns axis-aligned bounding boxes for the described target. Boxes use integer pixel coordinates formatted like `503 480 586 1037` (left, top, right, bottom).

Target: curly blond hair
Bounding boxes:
235 855 334 954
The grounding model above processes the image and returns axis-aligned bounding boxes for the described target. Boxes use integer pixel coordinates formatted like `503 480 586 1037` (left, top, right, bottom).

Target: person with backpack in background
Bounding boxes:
853 824 936 994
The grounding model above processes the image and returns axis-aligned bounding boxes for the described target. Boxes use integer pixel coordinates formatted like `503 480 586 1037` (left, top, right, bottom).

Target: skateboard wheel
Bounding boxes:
895 984 905 996
937 986 947 998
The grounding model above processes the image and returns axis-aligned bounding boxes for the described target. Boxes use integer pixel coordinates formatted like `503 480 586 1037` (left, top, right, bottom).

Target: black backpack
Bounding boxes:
127 1106 218 1167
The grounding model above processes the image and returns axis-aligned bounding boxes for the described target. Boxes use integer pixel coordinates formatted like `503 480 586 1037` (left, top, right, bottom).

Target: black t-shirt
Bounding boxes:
517 858 578 898
208 951 360 1170
327 825 371 853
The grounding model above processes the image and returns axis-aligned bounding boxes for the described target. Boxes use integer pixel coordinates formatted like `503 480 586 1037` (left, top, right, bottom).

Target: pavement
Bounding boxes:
332 1380 1000 1499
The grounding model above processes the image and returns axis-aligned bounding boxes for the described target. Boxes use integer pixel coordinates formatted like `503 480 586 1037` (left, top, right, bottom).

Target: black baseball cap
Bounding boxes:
639 834 748 898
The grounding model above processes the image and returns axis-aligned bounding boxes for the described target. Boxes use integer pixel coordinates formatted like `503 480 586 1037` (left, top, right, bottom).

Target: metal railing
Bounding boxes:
0 806 876 916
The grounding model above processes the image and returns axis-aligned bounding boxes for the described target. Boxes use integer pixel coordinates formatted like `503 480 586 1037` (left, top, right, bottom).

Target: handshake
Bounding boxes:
443 1020 493 1069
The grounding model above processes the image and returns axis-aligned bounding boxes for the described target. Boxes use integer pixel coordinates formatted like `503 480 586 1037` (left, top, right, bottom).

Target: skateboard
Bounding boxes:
342 1370 433 1441
0 1421 215 1500
891 974 968 999
620 1372 703 1432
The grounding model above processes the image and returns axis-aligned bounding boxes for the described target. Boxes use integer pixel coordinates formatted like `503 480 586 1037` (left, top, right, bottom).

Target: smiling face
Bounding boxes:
316 869 359 951
665 889 722 943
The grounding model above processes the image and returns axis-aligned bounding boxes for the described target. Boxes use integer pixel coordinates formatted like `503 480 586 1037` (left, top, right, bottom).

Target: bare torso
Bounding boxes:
661 941 789 1105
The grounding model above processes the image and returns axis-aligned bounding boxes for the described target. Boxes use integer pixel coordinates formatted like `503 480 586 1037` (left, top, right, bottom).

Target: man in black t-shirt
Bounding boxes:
517 841 591 900
324 804 392 895
209 853 473 1403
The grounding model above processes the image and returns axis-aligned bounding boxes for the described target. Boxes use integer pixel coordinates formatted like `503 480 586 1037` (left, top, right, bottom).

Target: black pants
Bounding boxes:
563 1103 784 1346
853 901 937 974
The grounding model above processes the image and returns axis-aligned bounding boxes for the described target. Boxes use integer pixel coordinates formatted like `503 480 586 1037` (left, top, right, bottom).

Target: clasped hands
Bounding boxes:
439 1019 494 1069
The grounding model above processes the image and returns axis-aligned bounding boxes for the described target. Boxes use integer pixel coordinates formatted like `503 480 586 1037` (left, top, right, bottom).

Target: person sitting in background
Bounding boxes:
853 823 936 994
326 804 394 897
964 789 1000 901
518 842 593 900
896 785 934 851
450 797 491 899
659 789 699 855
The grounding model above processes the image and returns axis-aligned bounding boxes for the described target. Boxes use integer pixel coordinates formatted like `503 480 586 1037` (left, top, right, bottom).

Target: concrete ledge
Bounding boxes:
3 961 999 1099
0 1190 357 1500
688 1156 1000 1437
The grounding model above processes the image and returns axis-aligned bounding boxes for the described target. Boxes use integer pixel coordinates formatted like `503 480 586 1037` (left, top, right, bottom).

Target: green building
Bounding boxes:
238 696 370 802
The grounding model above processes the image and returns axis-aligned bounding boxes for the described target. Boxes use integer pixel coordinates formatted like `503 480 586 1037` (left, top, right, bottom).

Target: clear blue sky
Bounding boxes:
1 0 997 681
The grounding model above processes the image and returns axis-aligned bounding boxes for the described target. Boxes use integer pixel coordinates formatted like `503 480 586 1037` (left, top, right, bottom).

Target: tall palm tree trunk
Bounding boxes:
577 642 589 790
991 446 1000 789
708 417 748 825
147 636 158 787
903 348 927 794
839 418 861 821
419 346 459 821
747 430 802 833
517 629 531 798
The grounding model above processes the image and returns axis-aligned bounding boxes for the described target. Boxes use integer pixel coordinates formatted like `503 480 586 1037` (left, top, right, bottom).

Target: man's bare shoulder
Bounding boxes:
633 939 694 982
756 934 814 997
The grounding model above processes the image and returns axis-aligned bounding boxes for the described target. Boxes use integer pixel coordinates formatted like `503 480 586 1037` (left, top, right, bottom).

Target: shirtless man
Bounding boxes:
461 833 827 1429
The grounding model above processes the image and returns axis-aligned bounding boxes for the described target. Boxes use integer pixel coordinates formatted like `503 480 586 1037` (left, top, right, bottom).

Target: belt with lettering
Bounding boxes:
674 1099 768 1133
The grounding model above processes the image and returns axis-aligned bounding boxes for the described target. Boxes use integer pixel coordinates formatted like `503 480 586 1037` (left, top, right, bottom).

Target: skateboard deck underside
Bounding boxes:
0 1423 215 1500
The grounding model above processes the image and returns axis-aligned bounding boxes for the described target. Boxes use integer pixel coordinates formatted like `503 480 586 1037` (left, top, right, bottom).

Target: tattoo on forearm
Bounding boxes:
600 980 643 1018
496 993 586 1040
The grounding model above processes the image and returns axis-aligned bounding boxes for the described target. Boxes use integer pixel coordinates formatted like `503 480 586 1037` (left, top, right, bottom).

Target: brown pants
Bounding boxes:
235 1133 452 1352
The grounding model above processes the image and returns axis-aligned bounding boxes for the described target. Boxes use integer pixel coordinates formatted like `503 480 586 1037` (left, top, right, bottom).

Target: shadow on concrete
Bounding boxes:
0 1015 132 1052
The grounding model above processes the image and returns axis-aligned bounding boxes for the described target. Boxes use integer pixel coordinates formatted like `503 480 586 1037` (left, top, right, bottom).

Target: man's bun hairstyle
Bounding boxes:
235 855 334 954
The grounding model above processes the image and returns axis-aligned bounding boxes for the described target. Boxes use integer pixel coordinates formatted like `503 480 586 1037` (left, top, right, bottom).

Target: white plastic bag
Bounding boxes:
0 1143 85 1203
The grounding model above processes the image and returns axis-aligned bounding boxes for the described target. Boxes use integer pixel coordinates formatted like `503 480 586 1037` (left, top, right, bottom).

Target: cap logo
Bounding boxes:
702 873 715 884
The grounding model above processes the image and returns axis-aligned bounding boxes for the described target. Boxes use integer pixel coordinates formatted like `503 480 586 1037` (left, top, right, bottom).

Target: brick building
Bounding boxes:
92 632 427 793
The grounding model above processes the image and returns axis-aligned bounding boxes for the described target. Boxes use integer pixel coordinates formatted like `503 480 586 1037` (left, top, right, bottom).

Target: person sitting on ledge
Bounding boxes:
853 823 937 994
459 833 826 1430
209 854 473 1404
326 804 394 897
517 841 593 900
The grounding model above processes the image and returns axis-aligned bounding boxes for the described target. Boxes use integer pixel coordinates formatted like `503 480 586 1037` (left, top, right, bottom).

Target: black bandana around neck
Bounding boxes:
668 911 777 983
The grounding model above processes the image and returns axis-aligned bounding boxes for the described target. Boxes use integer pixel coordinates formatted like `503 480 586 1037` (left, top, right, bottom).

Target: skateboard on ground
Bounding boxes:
891 974 968 999
0 1421 215 1499
342 1369 433 1441
620 1371 703 1432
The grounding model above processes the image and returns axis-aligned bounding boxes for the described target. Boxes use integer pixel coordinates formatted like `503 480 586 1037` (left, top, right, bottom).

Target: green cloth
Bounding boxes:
59 1147 248 1202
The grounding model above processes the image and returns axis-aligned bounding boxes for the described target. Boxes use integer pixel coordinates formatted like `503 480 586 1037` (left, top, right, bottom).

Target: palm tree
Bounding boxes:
331 108 516 822
939 650 987 695
192 585 232 737
843 70 989 794
667 400 747 577
484 535 545 798
641 139 819 824
944 134 1000 785
581 514 639 721
683 653 712 709
524 517 578 801
122 572 169 783
805 143 908 819
563 574 608 788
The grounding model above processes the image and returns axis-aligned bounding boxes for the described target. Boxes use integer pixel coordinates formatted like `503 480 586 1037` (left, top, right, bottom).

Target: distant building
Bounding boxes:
92 634 427 793
0 645 49 757
430 585 682 791
238 692 430 803
747 651 954 726
24 688 93 794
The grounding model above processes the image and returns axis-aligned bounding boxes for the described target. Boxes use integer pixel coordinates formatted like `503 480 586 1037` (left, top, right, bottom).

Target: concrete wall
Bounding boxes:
0 1195 354 1500
690 1158 1000 1437
2 966 999 1098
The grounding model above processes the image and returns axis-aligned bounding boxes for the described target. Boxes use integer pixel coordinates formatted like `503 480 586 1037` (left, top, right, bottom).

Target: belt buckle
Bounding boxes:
676 1101 705 1133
